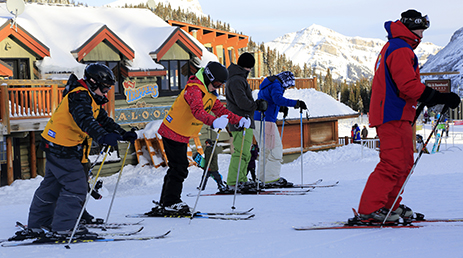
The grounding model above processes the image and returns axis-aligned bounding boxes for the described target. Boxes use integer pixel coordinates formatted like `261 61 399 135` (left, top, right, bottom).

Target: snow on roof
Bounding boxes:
253 88 357 119
0 3 217 78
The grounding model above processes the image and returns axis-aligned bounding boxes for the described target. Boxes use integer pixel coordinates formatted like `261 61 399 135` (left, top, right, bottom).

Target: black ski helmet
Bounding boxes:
84 63 116 92
400 9 430 31
203 61 228 88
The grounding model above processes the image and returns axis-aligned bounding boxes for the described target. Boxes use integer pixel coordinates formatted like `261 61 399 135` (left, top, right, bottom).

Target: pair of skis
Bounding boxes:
126 208 255 221
2 221 170 247
293 209 463 230
2 232 171 247
187 179 339 197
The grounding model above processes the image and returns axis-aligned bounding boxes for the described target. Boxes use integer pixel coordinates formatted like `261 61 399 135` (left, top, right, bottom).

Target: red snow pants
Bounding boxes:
358 120 414 215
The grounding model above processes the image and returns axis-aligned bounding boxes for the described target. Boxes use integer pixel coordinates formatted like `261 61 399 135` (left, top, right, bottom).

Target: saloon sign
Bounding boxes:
115 79 168 124
115 105 170 124
425 79 450 93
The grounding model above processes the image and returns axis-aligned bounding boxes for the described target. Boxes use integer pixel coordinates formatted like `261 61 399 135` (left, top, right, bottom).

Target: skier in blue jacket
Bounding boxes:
253 71 307 187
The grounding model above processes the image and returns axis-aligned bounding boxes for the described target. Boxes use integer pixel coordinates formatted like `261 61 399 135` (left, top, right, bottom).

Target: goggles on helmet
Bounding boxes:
205 66 226 88
401 14 430 30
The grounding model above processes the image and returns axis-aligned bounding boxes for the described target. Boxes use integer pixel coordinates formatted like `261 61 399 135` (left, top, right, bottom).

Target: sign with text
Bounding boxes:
115 106 170 124
123 80 159 103
425 79 451 93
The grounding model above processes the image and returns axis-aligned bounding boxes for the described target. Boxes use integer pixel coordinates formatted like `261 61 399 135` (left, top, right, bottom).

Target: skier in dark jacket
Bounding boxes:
225 53 265 191
12 64 137 240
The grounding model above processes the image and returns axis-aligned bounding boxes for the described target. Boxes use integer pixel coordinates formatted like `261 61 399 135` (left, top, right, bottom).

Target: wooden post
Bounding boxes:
6 136 13 185
344 136 349 145
1 83 10 135
30 131 37 178
108 87 115 118
51 83 58 113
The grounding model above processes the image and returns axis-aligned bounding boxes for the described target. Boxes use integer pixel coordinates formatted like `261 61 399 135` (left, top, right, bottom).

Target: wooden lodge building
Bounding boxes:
0 3 357 186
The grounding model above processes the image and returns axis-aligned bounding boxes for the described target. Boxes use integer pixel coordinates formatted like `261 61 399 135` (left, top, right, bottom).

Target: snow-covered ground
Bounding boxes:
1 121 462 257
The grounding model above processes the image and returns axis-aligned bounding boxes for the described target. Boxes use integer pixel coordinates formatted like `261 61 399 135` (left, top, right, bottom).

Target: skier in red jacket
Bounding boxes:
357 9 461 223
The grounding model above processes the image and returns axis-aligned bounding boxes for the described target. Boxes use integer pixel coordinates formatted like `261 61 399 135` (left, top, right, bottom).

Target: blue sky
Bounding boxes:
87 0 462 47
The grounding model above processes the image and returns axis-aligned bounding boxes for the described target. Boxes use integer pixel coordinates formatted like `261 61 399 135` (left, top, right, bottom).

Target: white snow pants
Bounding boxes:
253 121 283 183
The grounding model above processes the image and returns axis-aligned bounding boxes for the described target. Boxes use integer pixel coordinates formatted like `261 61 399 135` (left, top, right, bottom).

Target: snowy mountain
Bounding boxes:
106 0 204 16
421 27 463 94
265 24 442 82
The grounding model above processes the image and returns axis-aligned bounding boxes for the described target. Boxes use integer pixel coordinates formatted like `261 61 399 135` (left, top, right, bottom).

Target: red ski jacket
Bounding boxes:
369 20 426 127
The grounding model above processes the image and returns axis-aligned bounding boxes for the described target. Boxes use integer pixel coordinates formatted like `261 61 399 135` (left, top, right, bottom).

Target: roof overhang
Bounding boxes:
121 66 167 78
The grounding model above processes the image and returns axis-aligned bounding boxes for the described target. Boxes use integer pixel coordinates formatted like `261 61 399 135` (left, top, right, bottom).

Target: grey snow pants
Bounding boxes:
27 152 87 231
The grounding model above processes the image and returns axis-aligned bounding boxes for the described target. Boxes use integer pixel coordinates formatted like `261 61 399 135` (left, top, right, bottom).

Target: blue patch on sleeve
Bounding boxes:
47 129 56 138
166 115 173 123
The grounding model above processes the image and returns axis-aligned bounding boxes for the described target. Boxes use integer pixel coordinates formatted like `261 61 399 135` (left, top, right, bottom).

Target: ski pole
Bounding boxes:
300 107 304 187
382 105 449 225
281 112 287 140
104 142 131 228
300 109 310 188
190 129 221 223
262 113 266 188
232 128 247 210
65 145 111 249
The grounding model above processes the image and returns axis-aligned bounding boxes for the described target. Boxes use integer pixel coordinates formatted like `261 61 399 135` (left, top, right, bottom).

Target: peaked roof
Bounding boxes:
71 25 135 61
0 20 50 58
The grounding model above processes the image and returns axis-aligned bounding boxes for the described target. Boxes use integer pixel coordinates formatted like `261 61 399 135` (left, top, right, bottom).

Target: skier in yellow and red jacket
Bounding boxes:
147 61 250 216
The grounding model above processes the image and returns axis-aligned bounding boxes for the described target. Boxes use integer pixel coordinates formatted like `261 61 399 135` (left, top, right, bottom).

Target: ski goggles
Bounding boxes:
205 66 226 88
401 15 430 30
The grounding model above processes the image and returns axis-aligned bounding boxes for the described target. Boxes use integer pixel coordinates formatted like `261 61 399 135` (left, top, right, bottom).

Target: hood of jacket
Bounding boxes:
259 75 281 91
385 20 421 49
227 63 250 80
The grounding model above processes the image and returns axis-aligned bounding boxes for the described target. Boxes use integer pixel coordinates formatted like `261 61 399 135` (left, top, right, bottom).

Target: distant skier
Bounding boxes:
351 124 361 144
361 126 368 139
356 9 461 224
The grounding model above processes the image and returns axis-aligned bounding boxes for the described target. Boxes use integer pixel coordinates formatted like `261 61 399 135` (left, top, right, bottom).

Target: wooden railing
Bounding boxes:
1 80 115 132
248 78 318 91
0 80 66 124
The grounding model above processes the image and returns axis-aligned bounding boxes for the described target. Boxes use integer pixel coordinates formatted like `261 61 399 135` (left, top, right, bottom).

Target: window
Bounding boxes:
0 59 30 79
160 60 190 96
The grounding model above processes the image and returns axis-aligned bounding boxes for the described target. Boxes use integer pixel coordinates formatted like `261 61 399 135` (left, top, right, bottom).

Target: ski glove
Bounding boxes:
279 106 289 118
419 87 461 109
212 115 229 130
98 133 122 147
122 130 138 144
238 117 251 129
294 100 307 110
255 99 268 112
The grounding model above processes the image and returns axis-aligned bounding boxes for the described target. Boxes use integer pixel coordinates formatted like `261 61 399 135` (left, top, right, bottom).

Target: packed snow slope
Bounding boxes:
0 122 462 257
